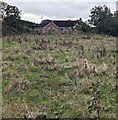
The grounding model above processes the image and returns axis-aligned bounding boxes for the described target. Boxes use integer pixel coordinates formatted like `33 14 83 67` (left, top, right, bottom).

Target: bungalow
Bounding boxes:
37 20 80 34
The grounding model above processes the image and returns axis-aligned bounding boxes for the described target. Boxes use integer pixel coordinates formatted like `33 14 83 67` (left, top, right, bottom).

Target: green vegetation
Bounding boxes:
1 1 117 119
89 5 118 36
2 34 117 118
1 1 38 36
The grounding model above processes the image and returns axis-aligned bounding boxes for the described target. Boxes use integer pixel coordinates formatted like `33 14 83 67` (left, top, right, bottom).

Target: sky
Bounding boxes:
2 0 117 23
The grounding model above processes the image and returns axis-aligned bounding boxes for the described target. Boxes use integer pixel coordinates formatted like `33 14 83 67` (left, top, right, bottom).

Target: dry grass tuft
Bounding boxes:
5 79 29 93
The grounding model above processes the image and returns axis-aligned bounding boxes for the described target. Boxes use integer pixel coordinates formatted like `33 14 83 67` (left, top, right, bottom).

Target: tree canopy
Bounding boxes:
1 2 38 36
89 5 118 36
1 1 21 20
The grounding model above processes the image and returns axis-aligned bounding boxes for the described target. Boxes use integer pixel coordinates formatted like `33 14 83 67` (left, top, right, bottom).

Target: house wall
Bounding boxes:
60 27 73 34
39 22 78 34
42 22 59 34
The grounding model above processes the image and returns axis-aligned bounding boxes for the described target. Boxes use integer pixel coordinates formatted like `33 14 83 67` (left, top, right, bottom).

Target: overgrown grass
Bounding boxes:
2 34 116 118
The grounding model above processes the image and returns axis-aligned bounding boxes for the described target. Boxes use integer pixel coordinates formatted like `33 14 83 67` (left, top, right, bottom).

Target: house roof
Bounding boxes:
38 20 78 28
38 20 51 27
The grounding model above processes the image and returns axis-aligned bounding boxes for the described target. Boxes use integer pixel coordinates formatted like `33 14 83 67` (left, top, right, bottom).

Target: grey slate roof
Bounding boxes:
38 20 78 28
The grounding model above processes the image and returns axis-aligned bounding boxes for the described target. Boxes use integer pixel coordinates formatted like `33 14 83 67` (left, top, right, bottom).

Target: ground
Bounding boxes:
2 34 117 118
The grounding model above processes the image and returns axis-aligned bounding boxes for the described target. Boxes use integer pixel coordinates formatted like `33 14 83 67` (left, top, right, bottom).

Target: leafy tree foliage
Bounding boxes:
1 2 38 36
0 2 7 20
4 4 21 19
0 1 21 20
75 18 91 33
89 5 118 36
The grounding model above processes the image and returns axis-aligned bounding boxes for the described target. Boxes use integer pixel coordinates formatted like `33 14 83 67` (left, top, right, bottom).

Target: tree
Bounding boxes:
0 1 7 20
114 11 118 22
0 2 21 20
75 18 91 33
4 4 21 19
112 11 118 36
89 5 113 34
1 2 38 36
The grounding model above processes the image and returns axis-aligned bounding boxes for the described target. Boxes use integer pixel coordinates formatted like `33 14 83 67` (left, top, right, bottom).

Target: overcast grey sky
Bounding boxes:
2 0 117 23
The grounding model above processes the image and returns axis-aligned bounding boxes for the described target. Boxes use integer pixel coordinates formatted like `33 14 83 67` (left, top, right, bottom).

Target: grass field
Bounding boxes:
2 34 117 118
